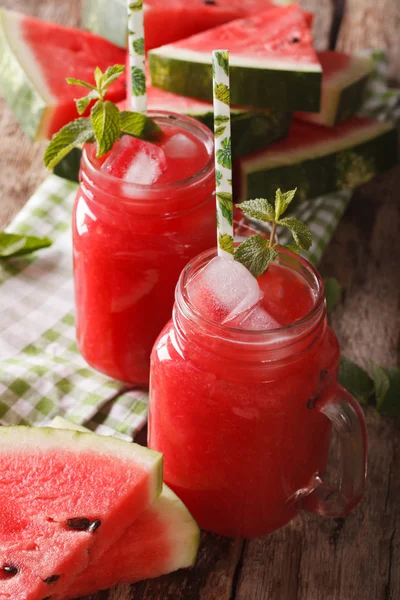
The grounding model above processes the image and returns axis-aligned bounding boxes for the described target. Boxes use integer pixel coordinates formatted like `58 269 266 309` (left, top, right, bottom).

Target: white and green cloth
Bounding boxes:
0 51 397 439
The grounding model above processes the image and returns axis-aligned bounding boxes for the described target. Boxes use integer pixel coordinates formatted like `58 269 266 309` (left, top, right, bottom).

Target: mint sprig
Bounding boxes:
0 232 52 259
44 65 161 169
235 188 312 278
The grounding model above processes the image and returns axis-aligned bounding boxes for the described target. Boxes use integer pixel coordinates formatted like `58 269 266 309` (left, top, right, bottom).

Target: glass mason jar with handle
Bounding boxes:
149 247 367 538
73 112 215 386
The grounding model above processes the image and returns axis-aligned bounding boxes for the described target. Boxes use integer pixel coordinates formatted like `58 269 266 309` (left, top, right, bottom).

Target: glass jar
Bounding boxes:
149 248 367 538
72 112 215 385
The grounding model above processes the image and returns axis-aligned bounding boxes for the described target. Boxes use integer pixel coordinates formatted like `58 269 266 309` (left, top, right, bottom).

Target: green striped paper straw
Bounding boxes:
127 0 147 113
212 50 234 259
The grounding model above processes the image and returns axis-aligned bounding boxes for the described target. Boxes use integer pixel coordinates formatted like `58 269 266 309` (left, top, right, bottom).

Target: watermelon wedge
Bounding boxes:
235 117 398 202
49 417 200 598
0 426 162 599
0 9 126 140
149 4 322 112
82 0 276 50
296 52 372 127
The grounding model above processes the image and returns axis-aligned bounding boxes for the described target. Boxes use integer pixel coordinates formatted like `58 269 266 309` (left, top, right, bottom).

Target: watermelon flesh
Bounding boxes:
0 9 126 140
0 427 162 599
296 51 372 126
149 4 322 111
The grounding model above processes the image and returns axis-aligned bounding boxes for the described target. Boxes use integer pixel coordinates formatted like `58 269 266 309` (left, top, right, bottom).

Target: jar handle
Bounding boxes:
301 381 368 517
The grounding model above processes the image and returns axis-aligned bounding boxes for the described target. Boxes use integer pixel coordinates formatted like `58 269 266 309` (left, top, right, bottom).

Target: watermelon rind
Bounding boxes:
82 0 127 49
0 8 49 140
50 416 90 432
237 120 398 202
0 426 163 500
297 54 372 127
149 48 321 112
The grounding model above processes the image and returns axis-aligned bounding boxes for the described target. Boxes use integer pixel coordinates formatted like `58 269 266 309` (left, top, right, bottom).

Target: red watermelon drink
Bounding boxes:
149 246 368 538
73 112 215 384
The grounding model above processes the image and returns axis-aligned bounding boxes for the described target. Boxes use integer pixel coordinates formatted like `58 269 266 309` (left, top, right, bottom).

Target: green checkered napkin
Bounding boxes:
0 51 396 438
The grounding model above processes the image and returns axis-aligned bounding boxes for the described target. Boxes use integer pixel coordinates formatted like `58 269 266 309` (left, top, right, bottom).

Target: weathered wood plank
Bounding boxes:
337 0 400 83
300 0 334 51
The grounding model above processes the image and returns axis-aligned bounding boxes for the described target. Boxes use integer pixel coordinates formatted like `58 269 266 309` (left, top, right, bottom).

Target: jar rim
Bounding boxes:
81 110 214 197
176 245 326 345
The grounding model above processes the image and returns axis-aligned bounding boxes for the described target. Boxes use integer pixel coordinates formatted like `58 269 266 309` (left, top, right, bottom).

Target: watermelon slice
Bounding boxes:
149 4 322 112
82 0 276 50
235 117 398 202
0 426 162 599
49 417 200 598
296 52 372 127
0 9 126 140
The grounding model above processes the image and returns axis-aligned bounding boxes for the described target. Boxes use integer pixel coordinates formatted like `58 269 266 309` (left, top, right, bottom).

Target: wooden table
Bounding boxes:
1 1 399 598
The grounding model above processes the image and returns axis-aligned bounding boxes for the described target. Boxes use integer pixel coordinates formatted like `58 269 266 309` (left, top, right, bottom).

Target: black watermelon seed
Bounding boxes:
204 0 216 4
42 597 51 600
3 565 18 576
66 517 91 531
88 519 101 533
291 37 300 43
43 574 60 584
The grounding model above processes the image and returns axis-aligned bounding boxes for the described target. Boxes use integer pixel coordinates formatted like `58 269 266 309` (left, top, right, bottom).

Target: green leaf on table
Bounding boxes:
129 0 143 9
214 83 230 106
44 118 96 169
324 277 342 315
338 356 374 405
90 100 121 157
131 67 146 96
274 188 297 220
216 137 231 169
370 361 391 409
214 115 229 127
217 192 233 226
218 233 234 255
234 235 278 278
277 217 312 250
120 111 162 141
376 367 400 415
215 170 222 187
132 37 145 56
216 51 229 77
0 233 52 259
237 198 275 222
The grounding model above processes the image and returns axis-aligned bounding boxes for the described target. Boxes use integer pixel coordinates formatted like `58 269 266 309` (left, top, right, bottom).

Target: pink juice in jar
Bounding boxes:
149 248 367 538
73 112 215 385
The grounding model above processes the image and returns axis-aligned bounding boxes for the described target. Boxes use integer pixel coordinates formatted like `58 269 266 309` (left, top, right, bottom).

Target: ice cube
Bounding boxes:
101 136 167 185
163 133 198 159
187 256 262 324
230 305 281 331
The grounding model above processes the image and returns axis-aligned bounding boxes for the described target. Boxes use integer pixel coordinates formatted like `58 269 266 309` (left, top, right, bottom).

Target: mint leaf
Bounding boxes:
101 64 125 89
0 233 52 259
66 78 96 90
216 170 222 187
120 111 161 141
376 367 400 415
76 90 99 116
275 188 297 220
216 137 231 169
237 198 275 222
338 356 373 405
133 37 145 56
324 277 342 315
219 233 234 255
234 235 278 278
217 192 233 226
214 83 230 106
129 0 143 9
44 118 95 169
216 51 229 77
215 115 229 127
282 244 300 254
94 66 103 88
214 125 226 138
277 217 312 250
131 67 146 96
371 362 391 409
90 100 121 157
